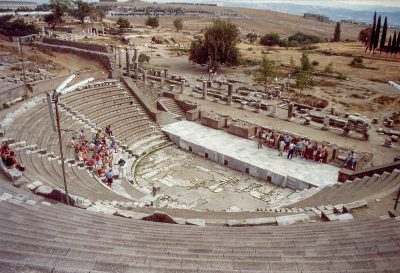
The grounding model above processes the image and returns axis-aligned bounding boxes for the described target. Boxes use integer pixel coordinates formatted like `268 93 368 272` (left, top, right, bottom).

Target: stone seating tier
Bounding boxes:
292 170 400 207
0 189 399 273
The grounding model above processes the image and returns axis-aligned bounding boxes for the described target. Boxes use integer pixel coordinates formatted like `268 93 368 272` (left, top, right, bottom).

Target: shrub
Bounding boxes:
138 53 150 64
260 33 285 47
288 32 323 46
311 60 320 66
324 62 334 73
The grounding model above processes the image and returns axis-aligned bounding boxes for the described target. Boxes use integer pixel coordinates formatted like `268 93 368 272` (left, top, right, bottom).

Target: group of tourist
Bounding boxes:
0 141 25 171
257 129 358 169
70 125 126 188
257 129 330 163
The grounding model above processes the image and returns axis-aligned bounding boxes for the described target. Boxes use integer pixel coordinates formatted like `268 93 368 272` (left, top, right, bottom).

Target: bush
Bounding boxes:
311 60 320 66
246 32 258 43
145 16 159 29
352 57 363 64
138 53 150 64
288 32 323 46
324 62 334 73
350 57 365 68
260 33 286 47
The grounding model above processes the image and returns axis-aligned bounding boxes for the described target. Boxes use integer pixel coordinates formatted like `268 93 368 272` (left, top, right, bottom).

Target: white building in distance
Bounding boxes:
0 0 37 10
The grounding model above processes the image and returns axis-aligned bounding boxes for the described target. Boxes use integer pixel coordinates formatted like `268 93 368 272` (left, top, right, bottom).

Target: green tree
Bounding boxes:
256 56 281 92
358 27 372 45
189 39 208 65
189 19 240 71
173 18 183 32
333 22 341 42
379 16 388 53
44 0 71 29
368 11 377 52
72 0 92 23
387 35 392 55
391 31 397 55
116 17 130 29
145 16 159 29
373 15 381 51
295 70 313 93
138 53 150 64
300 52 313 72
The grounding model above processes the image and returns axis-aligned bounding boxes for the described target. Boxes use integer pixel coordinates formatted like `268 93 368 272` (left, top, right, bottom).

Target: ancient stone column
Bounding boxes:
164 68 169 78
143 70 147 84
102 27 105 35
42 26 45 36
202 81 207 99
134 62 139 81
323 116 330 129
269 102 277 117
118 47 122 69
288 102 294 120
180 80 185 94
227 83 233 105
255 101 262 113
125 48 130 77
133 48 138 62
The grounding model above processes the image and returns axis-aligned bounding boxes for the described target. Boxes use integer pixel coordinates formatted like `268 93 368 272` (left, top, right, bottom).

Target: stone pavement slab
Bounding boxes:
163 121 339 189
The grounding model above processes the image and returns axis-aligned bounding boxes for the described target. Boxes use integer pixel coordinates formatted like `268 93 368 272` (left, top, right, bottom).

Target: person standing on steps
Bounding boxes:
117 158 126 179
106 169 114 188
287 141 295 159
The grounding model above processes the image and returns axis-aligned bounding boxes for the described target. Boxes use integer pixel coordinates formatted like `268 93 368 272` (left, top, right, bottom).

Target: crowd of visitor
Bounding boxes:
70 125 126 188
257 129 352 166
258 129 330 163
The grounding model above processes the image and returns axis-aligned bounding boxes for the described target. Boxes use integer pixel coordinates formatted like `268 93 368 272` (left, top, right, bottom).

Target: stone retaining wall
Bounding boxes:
42 37 112 53
36 42 117 78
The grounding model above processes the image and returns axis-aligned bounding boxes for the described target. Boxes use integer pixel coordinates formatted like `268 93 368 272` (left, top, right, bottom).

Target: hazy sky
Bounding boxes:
151 0 400 9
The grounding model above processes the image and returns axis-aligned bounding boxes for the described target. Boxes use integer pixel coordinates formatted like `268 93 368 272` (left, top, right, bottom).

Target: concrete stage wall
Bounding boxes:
162 121 339 191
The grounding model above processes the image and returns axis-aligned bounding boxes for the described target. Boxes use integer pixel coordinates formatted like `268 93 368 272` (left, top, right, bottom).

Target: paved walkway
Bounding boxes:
163 121 339 188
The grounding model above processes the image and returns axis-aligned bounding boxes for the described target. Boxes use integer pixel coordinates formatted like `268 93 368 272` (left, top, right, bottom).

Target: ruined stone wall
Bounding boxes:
36 42 117 78
42 38 112 53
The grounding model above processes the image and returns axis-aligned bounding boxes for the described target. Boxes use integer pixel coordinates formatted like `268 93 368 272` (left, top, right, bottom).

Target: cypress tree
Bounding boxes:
391 31 397 55
396 34 400 56
369 12 377 52
387 35 392 55
379 16 388 54
333 22 341 42
373 16 381 51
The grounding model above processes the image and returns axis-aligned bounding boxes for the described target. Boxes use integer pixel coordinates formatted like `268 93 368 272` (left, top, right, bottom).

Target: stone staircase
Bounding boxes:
158 97 186 117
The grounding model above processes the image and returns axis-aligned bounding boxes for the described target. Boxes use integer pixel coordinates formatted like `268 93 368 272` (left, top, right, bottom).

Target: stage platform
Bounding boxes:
162 121 339 190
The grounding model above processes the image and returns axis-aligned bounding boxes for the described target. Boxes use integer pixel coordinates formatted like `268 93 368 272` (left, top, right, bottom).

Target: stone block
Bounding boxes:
41 201 52 206
35 185 53 197
186 218 206 226
243 217 276 226
186 109 200 121
343 200 367 212
276 213 310 226
0 192 12 201
25 200 37 205
114 209 149 219
224 219 243 227
333 204 344 213
86 204 117 215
